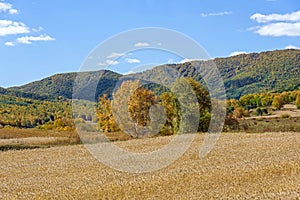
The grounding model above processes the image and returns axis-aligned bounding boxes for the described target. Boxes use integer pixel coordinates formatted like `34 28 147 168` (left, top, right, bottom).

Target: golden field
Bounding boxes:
0 132 300 199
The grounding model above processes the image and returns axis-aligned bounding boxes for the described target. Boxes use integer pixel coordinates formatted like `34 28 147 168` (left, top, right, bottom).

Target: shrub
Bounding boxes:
223 114 239 132
262 108 268 115
254 108 263 116
198 113 211 132
233 107 246 118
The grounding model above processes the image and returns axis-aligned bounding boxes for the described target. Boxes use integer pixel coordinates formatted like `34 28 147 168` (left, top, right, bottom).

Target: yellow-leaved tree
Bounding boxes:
112 80 159 138
97 94 119 132
272 95 284 110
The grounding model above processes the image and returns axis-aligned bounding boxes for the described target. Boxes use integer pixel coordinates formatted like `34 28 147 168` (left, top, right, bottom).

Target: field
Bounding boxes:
240 117 300 133
240 105 300 133
0 132 299 199
0 128 131 151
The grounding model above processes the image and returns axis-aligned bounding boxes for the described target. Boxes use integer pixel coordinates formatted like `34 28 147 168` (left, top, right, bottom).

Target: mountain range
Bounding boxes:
2 49 300 100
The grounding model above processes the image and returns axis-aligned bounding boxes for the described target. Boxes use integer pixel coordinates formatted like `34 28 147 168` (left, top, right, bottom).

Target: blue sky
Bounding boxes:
0 0 299 87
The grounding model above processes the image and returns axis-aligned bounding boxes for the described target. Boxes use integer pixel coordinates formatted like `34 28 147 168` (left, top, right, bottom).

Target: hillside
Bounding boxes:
9 70 121 101
132 49 300 99
6 49 300 100
0 86 53 101
214 49 300 98
0 87 5 93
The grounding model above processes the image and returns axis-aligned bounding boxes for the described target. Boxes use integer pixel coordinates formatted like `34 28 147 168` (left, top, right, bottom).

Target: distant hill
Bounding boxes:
0 87 5 93
9 70 121 101
132 49 300 99
1 86 53 101
214 49 300 98
6 49 300 100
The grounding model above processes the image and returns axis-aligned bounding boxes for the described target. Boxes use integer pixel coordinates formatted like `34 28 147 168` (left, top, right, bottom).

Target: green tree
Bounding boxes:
261 94 273 107
171 78 211 133
185 78 211 132
171 78 200 133
160 92 180 135
238 94 254 108
198 112 211 132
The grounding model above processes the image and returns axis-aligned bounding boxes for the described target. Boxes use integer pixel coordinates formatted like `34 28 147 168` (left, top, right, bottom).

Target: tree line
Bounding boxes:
227 90 300 118
1 77 299 133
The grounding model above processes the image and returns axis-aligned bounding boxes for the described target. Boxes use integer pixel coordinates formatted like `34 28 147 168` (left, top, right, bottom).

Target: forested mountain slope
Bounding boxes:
9 70 121 101
133 49 300 99
214 49 300 98
6 49 300 100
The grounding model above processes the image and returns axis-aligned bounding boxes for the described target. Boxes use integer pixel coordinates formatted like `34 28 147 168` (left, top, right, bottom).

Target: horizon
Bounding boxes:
0 0 299 87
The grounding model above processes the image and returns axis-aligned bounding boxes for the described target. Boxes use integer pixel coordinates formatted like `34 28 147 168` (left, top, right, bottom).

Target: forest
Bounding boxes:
1 76 299 135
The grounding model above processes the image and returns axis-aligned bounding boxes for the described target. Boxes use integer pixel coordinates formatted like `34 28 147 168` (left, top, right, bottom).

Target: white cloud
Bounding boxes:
285 45 300 49
105 59 119 65
32 26 44 32
0 2 54 46
107 52 125 59
251 10 300 23
250 10 300 37
167 58 174 64
4 41 15 46
0 2 18 14
252 22 300 37
201 11 232 17
123 71 135 75
97 62 106 66
126 58 141 64
0 20 30 36
8 8 17 14
179 58 202 63
134 42 150 47
229 51 247 57
16 34 55 44
98 59 119 66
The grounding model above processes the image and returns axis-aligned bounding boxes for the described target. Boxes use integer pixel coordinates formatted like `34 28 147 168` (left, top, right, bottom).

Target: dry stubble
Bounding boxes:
0 132 300 199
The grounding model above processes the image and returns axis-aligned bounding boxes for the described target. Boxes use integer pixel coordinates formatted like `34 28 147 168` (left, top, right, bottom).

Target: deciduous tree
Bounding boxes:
272 95 284 110
97 94 119 132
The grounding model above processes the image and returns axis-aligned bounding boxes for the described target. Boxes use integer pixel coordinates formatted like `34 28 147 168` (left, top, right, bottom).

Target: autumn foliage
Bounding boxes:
96 78 212 136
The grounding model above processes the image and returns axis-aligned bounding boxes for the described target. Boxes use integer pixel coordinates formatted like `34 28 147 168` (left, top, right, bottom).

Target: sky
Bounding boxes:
0 0 299 87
